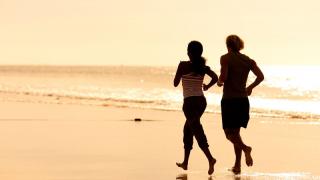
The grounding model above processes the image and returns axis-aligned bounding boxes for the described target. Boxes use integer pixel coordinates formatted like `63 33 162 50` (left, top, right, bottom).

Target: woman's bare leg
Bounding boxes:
176 149 191 170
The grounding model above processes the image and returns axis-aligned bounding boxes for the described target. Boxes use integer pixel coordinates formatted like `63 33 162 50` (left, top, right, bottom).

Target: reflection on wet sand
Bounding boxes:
176 172 320 180
176 173 187 180
176 173 246 180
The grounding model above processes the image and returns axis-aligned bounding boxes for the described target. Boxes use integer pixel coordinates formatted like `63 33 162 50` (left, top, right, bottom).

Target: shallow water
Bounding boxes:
0 65 319 122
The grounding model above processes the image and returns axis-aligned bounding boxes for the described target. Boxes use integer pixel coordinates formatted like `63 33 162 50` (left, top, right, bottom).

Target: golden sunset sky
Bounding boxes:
0 0 319 66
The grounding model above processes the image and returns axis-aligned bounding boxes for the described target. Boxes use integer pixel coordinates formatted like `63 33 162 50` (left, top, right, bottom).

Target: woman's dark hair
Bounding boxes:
226 35 244 52
187 41 206 75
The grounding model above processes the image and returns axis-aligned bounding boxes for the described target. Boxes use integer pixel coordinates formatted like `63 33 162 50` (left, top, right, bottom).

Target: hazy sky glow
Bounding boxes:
0 0 319 66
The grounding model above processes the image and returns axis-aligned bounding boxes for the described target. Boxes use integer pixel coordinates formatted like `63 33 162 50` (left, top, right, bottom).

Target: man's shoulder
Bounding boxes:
220 53 229 59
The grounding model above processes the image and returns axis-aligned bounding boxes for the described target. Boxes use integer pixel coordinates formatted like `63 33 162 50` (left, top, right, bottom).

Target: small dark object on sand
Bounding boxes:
134 118 142 122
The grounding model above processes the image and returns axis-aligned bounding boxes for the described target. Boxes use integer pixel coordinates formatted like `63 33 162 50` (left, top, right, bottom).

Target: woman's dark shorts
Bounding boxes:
221 97 250 129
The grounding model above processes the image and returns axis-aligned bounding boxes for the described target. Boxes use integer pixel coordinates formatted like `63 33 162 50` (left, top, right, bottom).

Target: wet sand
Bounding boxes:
0 100 319 180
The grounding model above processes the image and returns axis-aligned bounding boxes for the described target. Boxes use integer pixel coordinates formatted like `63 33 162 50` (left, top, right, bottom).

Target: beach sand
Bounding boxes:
0 94 320 180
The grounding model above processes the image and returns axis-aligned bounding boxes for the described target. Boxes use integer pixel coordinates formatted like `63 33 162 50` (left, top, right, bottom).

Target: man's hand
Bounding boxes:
246 87 253 96
217 80 224 87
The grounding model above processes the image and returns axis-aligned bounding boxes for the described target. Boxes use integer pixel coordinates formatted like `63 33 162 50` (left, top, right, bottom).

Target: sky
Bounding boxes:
0 0 319 66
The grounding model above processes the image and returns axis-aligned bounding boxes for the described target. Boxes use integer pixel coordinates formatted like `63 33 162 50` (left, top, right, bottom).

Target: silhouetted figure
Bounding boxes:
217 35 264 174
174 41 218 175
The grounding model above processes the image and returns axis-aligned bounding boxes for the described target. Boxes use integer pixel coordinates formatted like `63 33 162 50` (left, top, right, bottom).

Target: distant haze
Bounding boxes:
1 0 319 66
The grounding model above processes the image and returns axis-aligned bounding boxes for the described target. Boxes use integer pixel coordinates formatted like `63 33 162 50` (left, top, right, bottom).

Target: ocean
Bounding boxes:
0 65 319 123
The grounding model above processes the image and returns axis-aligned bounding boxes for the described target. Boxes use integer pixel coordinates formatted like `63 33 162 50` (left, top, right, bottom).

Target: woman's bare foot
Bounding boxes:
244 146 253 166
176 162 188 170
208 158 216 175
228 166 241 174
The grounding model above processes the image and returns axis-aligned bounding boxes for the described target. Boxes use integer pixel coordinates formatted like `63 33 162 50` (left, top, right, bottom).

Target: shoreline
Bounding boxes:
1 91 319 124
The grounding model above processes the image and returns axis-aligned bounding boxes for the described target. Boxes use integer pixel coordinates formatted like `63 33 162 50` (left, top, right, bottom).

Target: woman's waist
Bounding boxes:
183 89 204 98
184 95 206 101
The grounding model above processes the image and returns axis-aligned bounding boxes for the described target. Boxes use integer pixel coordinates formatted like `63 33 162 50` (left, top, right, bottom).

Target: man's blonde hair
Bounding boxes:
226 35 244 52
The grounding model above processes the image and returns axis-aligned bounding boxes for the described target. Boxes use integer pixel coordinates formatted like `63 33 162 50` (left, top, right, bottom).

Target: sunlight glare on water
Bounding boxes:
262 65 320 99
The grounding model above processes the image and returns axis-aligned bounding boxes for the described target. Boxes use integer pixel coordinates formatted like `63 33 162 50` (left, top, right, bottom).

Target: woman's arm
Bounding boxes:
173 62 183 87
246 62 264 96
203 68 218 91
217 56 228 87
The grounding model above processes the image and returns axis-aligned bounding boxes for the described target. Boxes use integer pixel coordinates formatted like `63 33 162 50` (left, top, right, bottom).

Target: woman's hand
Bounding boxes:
203 84 209 91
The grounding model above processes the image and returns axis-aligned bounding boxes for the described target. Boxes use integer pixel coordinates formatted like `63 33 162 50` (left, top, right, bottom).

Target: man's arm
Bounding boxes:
217 56 228 87
246 61 264 95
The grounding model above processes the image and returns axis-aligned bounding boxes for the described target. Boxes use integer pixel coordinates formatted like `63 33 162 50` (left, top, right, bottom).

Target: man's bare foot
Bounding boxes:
176 162 188 170
228 166 241 174
244 146 253 166
208 158 216 175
